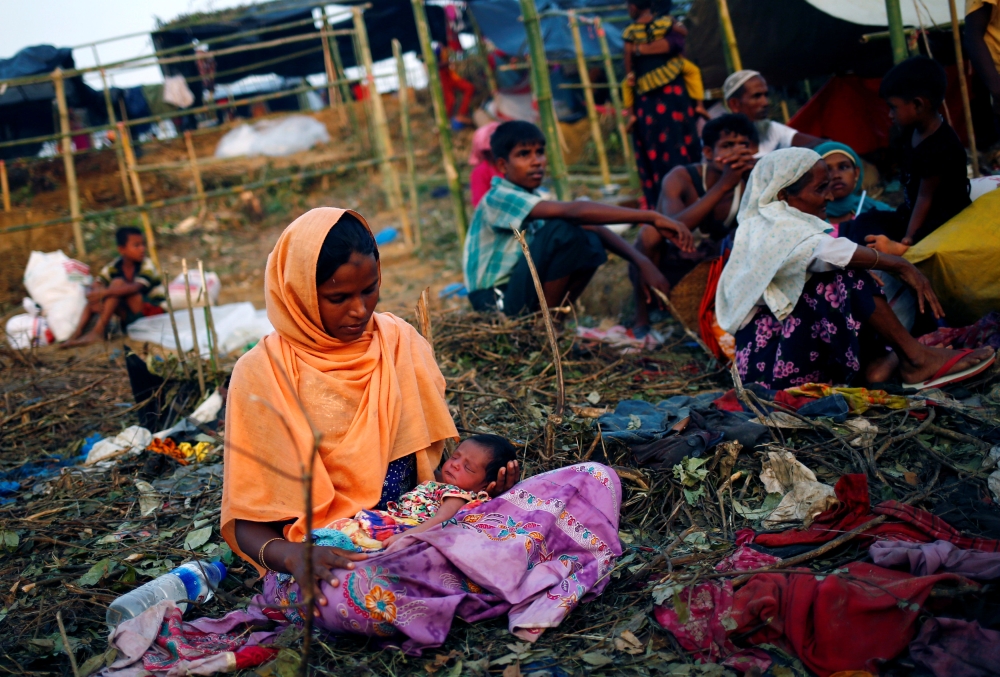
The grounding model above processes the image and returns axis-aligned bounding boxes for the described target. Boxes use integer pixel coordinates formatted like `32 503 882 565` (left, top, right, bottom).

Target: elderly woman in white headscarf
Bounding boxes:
716 148 994 390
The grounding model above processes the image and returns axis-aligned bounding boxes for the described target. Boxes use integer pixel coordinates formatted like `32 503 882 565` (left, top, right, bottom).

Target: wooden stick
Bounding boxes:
182 259 205 395
716 0 744 73
885 0 910 64
512 227 565 417
415 286 434 355
780 99 791 123
651 287 715 359
198 259 219 374
949 0 981 177
393 39 422 246
323 7 361 139
183 131 206 213
0 160 9 212
593 17 641 191
521 0 571 200
411 0 468 241
568 10 612 188
352 8 413 246
55 611 80 677
118 122 161 271
98 67 132 203
0 376 110 427
52 68 85 256
161 266 189 378
467 8 499 96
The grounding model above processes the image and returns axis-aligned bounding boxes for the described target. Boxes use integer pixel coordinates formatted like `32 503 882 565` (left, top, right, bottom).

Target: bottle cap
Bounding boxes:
212 561 227 580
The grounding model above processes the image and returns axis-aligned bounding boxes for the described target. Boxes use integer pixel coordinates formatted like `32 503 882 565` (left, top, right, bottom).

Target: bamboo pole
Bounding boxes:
0 161 9 212
161 266 190 378
568 10 612 188
393 39 422 245
467 7 499 96
182 259 205 395
183 131 207 212
118 122 161 271
520 0 571 200
780 100 791 123
352 8 413 245
949 0 980 177
324 7 361 139
411 0 468 240
52 69 85 256
319 20 348 127
885 0 909 63
593 17 640 191
98 68 132 203
198 259 219 375
716 0 743 73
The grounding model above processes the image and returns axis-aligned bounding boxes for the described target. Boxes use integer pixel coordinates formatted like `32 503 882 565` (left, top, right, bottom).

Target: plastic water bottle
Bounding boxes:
106 561 226 627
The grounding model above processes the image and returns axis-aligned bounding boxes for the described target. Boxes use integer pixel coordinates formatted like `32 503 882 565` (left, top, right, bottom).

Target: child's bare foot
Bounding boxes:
898 345 994 387
61 331 104 348
865 234 909 257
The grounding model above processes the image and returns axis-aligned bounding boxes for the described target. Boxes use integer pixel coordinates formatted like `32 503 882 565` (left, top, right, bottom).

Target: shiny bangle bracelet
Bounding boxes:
869 249 880 270
258 537 284 573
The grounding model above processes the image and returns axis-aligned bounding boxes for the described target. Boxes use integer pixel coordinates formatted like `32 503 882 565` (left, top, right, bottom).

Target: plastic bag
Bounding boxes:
85 426 153 465
23 251 91 341
167 270 221 309
127 301 273 356
5 299 55 348
214 115 330 158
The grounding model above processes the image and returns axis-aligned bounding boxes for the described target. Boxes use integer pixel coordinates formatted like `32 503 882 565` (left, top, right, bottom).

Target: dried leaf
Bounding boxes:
502 663 522 677
76 558 114 587
183 526 213 551
581 651 614 667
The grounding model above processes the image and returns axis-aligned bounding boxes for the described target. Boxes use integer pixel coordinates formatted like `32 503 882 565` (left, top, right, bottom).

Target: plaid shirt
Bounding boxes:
97 256 165 306
463 176 545 292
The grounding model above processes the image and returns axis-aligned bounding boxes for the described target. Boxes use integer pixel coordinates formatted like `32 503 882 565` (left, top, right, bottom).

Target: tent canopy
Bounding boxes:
468 0 625 60
805 0 955 27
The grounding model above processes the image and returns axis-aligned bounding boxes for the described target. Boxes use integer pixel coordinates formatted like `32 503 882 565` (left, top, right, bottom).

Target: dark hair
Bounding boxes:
627 0 653 8
490 121 546 161
465 434 518 483
115 226 144 247
315 213 379 286
702 113 758 149
652 0 673 15
783 169 816 197
879 56 947 108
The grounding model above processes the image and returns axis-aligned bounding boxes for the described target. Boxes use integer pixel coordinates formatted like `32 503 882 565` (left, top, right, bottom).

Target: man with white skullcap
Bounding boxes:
723 70 823 155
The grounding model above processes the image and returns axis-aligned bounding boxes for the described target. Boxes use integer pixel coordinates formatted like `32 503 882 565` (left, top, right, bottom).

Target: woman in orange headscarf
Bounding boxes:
222 208 518 608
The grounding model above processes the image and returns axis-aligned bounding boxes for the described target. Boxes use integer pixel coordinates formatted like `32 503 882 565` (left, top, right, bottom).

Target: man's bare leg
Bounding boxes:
632 225 666 330
865 296 994 384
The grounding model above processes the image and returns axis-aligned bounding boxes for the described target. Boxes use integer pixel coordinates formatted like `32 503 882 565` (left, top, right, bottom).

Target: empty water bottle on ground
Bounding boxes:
106 560 226 627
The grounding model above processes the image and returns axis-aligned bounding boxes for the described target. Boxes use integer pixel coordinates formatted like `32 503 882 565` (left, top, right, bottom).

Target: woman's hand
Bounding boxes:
485 460 520 496
636 260 672 307
898 261 944 319
283 545 367 616
651 214 694 252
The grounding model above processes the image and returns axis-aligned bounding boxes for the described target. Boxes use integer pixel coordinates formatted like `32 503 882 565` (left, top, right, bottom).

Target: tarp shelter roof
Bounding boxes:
685 0 959 91
805 0 955 26
152 0 446 86
468 0 625 59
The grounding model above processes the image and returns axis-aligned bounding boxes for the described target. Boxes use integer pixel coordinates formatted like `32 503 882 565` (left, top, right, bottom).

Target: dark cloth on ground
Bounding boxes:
633 85 701 207
712 384 850 422
468 220 607 315
733 270 891 390
909 618 1000 677
753 474 1000 552
731 562 969 677
870 539 1000 580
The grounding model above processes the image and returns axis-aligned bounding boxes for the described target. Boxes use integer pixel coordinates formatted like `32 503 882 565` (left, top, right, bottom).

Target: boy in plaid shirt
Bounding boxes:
463 121 693 316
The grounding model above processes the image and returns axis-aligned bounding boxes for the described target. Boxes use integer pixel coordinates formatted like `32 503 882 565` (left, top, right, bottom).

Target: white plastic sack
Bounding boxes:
127 301 273 356
162 75 195 109
168 270 221 309
214 115 330 158
23 251 91 341
5 314 54 349
85 426 152 465
971 176 1000 202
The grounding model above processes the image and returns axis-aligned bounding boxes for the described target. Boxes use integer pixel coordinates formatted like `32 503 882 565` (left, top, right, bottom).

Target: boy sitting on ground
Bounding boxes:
463 120 694 316
841 56 971 247
64 226 165 346
632 113 759 335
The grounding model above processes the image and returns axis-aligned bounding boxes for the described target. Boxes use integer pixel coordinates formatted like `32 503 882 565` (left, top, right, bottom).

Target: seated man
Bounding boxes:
632 113 758 334
463 120 694 316
723 70 822 154
64 226 165 346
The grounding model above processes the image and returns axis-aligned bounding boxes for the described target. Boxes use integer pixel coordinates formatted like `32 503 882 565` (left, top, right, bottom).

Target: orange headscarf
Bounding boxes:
221 208 457 569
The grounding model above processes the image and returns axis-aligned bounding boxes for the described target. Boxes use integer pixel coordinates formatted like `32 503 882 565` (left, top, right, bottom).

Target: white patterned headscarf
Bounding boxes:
715 148 833 334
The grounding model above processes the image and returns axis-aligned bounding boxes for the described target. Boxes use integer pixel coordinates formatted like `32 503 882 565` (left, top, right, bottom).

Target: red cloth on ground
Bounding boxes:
732 562 968 677
754 475 1000 552
439 67 475 118
711 388 815 413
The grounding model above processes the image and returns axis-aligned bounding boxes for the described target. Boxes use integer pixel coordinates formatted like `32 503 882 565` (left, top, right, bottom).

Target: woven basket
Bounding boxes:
668 260 714 331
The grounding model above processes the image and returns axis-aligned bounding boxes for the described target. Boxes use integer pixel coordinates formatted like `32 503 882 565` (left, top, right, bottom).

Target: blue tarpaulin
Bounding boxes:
467 0 625 59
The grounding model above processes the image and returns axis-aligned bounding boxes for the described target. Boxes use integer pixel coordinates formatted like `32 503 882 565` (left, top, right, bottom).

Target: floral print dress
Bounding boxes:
733 270 891 389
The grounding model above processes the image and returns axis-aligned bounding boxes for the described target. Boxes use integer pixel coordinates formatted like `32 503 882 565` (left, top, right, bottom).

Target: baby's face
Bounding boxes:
440 441 491 491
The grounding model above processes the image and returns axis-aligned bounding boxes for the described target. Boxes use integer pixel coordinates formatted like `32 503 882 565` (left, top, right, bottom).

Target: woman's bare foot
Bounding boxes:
898 345 995 386
60 331 104 348
865 350 899 384
865 234 910 257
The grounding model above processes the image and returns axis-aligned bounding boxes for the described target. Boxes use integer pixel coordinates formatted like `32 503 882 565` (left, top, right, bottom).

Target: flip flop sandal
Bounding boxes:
903 349 997 391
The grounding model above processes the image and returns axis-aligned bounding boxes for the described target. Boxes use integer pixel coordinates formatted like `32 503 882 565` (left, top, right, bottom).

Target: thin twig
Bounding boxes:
55 611 80 677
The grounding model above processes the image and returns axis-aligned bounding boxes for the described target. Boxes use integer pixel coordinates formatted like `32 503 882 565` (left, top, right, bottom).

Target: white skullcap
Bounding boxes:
723 70 762 101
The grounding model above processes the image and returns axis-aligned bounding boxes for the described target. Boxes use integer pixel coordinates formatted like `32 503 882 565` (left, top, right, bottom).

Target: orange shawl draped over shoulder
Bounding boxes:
221 208 457 567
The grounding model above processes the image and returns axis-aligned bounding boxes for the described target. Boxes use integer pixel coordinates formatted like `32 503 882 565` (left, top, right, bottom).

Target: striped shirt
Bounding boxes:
97 256 165 307
622 17 685 95
462 176 545 292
